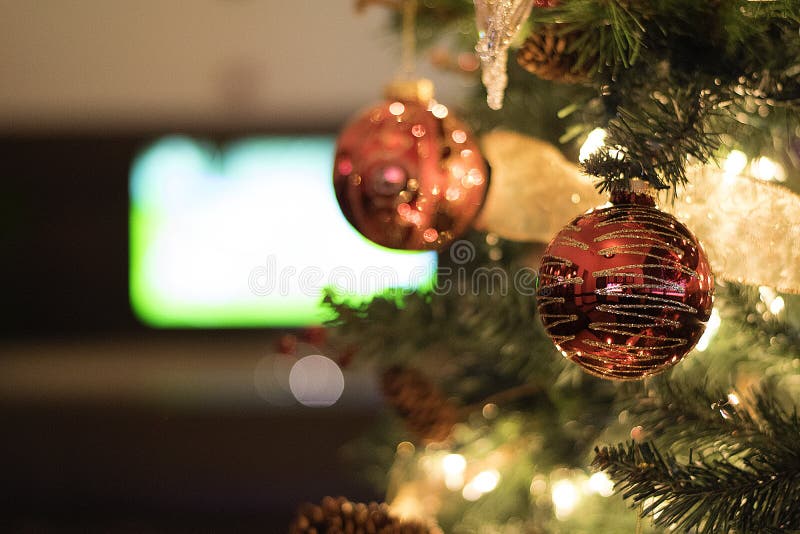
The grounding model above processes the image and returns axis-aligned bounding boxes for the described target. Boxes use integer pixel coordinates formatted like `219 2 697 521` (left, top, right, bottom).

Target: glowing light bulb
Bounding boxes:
579 128 607 162
724 150 748 176
586 472 615 497
443 454 467 491
442 454 467 476
759 286 777 304
695 307 721 352
471 470 500 493
551 479 580 520
751 156 785 182
461 469 500 500
462 483 482 501
770 296 785 315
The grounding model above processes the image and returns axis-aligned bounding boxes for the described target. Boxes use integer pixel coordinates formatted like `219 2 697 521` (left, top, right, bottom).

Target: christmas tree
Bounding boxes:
292 1 800 532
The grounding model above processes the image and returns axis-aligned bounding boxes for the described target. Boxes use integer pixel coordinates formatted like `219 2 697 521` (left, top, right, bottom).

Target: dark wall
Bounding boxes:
3 135 150 337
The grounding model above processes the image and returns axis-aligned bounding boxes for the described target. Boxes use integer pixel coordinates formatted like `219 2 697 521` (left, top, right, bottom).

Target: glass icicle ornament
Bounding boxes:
474 0 534 110
536 180 715 380
333 79 488 251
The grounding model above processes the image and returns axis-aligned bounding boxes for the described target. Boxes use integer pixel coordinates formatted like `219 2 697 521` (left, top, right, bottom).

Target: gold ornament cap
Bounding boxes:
384 78 434 103
630 177 652 194
610 178 656 207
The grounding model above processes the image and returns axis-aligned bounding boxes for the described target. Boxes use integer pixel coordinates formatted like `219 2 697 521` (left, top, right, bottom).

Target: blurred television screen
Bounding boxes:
129 136 437 327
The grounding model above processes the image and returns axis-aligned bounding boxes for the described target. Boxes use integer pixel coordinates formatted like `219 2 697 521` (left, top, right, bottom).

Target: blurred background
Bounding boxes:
0 1 470 531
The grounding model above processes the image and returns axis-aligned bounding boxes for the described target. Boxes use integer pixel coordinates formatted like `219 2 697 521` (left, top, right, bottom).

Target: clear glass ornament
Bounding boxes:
474 0 534 110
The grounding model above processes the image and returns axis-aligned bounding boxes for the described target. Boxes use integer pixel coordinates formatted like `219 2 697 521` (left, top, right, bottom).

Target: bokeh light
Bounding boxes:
551 479 580 520
288 355 345 407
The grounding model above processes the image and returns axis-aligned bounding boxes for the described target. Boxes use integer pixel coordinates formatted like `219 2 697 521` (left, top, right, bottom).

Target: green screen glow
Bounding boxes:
130 136 436 327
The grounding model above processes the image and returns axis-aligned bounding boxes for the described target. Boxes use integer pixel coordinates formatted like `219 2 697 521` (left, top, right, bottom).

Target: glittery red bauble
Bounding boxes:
333 90 487 250
536 190 714 380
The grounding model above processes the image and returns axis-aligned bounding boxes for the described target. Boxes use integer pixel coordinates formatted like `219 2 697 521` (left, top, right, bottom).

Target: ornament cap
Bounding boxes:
384 78 435 103
610 178 656 207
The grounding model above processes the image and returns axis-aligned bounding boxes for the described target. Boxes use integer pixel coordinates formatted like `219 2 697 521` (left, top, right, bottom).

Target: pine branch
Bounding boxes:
530 0 799 191
583 85 719 192
593 440 800 533
530 0 646 76
594 388 800 533
623 379 799 458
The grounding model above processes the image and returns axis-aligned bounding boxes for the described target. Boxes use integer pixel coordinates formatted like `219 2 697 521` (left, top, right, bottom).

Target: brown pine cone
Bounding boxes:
381 366 459 444
517 25 596 83
289 496 432 534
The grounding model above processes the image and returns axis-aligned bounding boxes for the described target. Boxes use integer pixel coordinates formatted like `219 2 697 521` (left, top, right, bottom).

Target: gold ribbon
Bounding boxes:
477 130 800 294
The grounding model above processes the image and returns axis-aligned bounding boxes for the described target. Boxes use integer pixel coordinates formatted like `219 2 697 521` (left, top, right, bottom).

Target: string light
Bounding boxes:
586 472 615 497
723 150 748 176
471 470 500 492
551 479 580 520
579 128 607 162
759 286 786 317
442 454 467 490
442 454 466 474
770 296 785 315
462 469 500 501
751 156 786 182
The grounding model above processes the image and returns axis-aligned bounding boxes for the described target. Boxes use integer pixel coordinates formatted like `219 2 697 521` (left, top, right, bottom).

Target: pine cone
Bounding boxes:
517 25 595 83
381 366 458 444
289 496 432 534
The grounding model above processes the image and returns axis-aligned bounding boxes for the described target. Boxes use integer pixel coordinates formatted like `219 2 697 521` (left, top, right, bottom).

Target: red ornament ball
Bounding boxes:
536 189 714 380
333 80 488 250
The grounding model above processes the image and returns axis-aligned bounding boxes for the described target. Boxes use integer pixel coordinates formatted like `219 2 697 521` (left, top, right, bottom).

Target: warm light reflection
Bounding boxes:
431 104 449 119
389 102 406 116
695 308 721 352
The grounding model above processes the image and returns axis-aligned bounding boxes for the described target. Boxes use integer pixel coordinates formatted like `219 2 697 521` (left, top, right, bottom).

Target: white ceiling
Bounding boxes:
0 0 472 132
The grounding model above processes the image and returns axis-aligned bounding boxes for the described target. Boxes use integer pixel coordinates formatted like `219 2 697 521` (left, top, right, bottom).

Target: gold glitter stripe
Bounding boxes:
591 272 684 291
597 244 688 262
554 236 589 250
594 262 696 279
594 228 686 246
594 307 682 327
537 277 584 291
540 254 575 267
596 294 698 313
539 314 579 328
